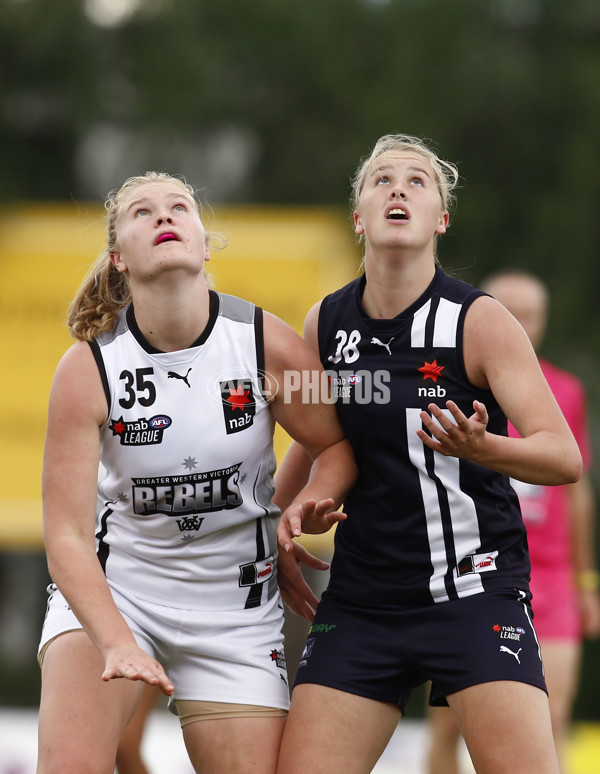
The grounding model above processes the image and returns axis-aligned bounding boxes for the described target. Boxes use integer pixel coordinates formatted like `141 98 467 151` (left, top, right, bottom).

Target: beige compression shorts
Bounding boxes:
175 700 287 727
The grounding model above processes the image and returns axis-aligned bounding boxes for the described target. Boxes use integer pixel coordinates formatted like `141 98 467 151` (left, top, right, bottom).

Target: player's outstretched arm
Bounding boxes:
43 342 174 695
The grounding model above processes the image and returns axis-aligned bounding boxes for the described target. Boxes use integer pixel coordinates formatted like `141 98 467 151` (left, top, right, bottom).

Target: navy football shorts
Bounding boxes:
294 587 546 714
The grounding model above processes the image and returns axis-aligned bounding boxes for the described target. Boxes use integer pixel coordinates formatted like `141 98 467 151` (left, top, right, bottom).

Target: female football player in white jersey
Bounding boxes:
274 135 582 774
36 172 356 774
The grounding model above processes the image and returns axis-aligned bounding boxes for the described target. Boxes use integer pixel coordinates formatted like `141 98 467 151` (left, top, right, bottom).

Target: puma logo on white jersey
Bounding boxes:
168 368 192 388
500 645 522 663
371 337 394 355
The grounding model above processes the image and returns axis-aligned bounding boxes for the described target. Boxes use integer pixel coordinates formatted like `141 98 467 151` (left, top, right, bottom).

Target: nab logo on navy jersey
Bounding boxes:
220 379 256 434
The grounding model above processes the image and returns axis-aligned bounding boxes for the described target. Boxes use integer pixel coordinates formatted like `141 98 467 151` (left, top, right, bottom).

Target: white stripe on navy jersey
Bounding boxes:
432 298 461 348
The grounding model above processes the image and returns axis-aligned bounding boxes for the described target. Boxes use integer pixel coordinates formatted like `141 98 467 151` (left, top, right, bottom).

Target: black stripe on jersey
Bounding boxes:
245 466 269 609
254 306 266 398
423 446 459 601
96 508 112 573
244 516 266 609
88 340 111 412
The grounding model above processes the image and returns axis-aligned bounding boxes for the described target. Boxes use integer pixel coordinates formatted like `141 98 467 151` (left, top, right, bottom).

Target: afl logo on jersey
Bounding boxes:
149 415 171 429
220 379 256 435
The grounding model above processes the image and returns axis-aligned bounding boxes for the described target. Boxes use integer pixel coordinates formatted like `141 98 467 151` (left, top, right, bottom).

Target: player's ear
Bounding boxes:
435 211 449 235
110 251 127 273
353 211 364 236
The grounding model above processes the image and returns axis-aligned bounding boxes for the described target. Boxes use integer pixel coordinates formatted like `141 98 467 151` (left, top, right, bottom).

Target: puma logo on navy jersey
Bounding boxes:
500 645 522 663
371 336 394 355
168 368 192 388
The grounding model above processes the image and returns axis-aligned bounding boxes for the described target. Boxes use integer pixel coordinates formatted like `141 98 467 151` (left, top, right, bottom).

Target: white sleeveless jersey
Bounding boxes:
89 292 280 612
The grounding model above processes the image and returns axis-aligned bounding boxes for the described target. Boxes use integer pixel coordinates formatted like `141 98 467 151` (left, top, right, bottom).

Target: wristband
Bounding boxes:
576 570 600 591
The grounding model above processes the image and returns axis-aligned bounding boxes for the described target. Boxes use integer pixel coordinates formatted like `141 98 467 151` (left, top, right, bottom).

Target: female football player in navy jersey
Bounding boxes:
274 134 582 774
36 172 356 774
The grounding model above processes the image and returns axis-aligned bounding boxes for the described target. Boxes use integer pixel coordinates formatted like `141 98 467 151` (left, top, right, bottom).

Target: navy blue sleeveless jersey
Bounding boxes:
318 266 530 607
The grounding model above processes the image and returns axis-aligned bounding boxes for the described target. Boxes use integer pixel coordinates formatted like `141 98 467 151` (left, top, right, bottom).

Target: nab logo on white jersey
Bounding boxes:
220 379 256 435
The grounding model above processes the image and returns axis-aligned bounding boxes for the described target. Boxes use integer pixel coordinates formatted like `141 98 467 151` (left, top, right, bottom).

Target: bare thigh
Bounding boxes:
37 631 147 774
276 684 402 774
116 682 159 774
448 681 559 774
427 704 462 774
183 714 286 774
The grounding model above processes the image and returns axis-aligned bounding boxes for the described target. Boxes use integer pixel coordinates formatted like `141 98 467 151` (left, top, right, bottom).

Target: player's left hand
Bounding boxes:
277 498 346 554
417 400 488 459
102 644 174 696
277 542 329 621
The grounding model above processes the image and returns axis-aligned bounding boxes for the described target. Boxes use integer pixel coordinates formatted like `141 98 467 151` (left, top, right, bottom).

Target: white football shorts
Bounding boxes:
38 580 290 714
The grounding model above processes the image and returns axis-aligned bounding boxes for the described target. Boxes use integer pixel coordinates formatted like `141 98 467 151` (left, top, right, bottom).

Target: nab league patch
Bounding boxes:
109 415 172 445
492 623 526 642
220 379 256 434
270 649 287 670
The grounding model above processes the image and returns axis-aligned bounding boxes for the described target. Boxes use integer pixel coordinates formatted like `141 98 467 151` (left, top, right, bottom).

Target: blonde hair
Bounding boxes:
351 133 459 216
68 172 220 341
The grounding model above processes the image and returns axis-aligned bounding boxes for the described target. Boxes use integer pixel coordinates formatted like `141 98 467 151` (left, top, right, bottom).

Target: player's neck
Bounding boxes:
362 255 435 319
130 276 211 352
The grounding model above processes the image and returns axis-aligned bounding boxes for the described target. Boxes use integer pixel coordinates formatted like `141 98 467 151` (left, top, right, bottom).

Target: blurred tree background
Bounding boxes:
1 0 600 716
1 0 599 360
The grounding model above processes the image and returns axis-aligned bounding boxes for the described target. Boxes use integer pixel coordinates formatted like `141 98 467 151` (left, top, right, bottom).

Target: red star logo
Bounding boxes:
418 359 445 383
270 649 279 661
110 417 126 435
492 624 501 632
227 385 251 411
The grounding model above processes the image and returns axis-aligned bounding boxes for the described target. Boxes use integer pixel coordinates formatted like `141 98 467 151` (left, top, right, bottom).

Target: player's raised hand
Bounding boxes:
417 399 488 459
